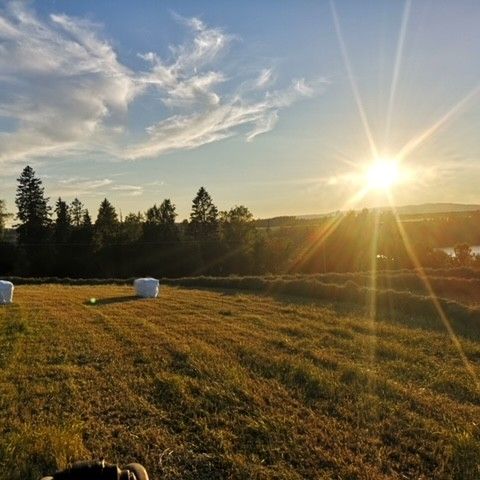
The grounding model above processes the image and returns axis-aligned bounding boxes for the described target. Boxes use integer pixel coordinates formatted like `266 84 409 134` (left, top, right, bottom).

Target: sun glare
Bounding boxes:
366 158 399 190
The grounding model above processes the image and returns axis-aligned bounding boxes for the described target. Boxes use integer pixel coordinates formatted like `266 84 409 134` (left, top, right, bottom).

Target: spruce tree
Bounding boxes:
75 209 93 247
15 165 51 244
82 210 92 228
159 199 178 241
54 198 71 244
189 187 218 240
94 198 118 248
70 198 84 227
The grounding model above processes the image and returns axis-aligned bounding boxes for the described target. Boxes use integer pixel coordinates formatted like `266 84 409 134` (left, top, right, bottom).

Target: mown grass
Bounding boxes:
0 285 479 479
288 272 480 306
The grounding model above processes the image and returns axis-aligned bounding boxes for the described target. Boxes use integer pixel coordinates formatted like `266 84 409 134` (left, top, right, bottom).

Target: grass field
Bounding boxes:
0 284 479 479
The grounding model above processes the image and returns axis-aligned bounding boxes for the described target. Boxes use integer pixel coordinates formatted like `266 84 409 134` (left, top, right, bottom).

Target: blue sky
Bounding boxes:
1 0 480 221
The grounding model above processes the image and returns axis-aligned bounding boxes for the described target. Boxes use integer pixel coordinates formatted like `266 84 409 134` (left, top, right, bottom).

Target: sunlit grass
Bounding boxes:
0 284 479 479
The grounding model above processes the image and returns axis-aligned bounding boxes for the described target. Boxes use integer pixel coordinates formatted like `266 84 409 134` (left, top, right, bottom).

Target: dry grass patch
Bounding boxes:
0 285 479 479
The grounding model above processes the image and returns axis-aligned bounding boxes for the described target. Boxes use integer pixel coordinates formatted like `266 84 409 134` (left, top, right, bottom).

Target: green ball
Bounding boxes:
89 297 96 305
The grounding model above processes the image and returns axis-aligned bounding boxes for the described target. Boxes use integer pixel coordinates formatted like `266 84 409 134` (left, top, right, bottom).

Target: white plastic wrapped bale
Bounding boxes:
134 278 160 298
0 280 14 305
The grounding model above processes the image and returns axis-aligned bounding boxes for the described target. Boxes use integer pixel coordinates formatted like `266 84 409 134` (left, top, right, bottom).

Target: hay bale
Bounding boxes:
134 278 159 298
0 280 14 305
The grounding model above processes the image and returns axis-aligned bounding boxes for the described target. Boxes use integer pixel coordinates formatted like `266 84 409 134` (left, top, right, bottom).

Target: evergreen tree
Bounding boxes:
94 198 118 248
189 187 218 240
82 210 93 229
70 198 85 227
159 199 178 241
15 165 51 244
75 209 93 248
54 198 71 244
66 208 94 277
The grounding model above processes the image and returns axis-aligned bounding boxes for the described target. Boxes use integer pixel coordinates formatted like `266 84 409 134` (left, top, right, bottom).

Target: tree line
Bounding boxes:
0 166 479 278
0 166 267 277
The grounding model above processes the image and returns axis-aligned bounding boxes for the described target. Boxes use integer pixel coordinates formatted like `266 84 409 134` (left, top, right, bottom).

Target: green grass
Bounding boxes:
0 285 479 479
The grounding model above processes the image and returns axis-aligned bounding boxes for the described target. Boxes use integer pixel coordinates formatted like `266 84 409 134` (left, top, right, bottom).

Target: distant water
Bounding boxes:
439 245 480 257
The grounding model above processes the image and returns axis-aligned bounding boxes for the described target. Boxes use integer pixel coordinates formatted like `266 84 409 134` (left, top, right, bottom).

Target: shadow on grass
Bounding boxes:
272 292 480 342
84 295 140 306
168 284 480 342
220 290 239 296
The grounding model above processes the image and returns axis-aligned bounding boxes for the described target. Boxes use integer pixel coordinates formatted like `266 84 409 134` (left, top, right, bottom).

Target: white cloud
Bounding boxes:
254 68 275 90
246 111 279 142
52 176 147 198
111 184 144 196
0 3 324 166
125 78 324 159
0 2 138 165
293 78 315 96
53 177 114 197
136 14 231 108
169 14 232 71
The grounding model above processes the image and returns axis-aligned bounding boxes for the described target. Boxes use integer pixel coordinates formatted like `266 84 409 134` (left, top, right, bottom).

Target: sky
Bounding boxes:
1 0 480 222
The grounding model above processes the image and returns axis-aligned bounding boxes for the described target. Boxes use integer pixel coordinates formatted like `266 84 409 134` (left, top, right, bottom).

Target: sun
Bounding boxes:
366 158 399 190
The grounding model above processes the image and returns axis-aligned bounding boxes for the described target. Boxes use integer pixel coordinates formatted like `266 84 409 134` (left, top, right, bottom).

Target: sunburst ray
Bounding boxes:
385 0 412 146
395 83 480 162
330 0 379 160
386 192 480 392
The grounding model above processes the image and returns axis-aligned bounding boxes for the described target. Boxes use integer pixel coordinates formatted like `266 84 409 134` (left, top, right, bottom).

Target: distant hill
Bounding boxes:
297 203 480 219
380 203 480 215
256 203 480 227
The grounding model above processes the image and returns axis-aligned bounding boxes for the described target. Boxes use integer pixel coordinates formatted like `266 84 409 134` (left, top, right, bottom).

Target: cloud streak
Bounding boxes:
52 176 146 198
0 3 324 166
124 78 320 159
54 177 114 197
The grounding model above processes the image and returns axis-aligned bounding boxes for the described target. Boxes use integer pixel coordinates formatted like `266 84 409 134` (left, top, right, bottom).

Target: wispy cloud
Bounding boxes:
52 176 146 198
254 68 275 90
124 78 320 159
111 184 144 196
54 177 114 197
246 111 279 143
0 3 324 166
0 2 138 164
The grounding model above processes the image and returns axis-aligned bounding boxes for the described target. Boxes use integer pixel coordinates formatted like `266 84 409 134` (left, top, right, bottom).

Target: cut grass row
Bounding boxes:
4 273 480 341
0 285 479 479
287 272 480 306
161 276 480 340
